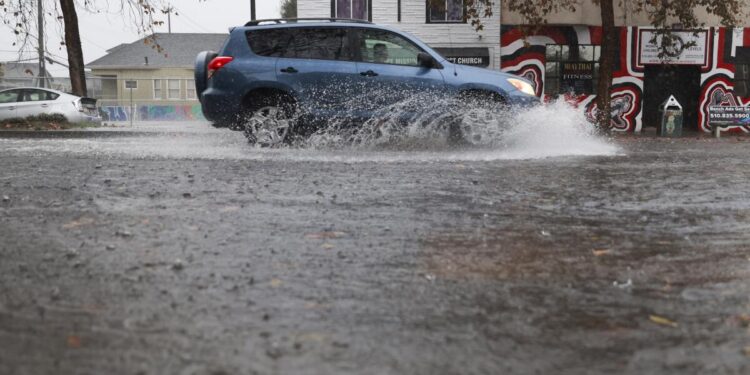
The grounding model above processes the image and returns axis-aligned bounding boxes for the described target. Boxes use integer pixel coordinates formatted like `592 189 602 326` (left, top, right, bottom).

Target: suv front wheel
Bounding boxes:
242 97 296 147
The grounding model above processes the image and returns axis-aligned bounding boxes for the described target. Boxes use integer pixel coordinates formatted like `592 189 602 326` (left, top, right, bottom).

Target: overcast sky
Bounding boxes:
0 0 282 76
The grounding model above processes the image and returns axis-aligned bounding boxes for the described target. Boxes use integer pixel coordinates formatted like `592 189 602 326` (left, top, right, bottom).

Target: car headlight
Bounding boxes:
507 78 536 96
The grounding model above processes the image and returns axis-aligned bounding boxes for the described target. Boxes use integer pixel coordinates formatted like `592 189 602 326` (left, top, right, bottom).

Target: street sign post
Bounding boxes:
125 80 137 127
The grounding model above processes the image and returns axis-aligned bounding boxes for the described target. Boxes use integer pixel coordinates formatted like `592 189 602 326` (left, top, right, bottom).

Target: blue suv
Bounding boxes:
195 18 539 145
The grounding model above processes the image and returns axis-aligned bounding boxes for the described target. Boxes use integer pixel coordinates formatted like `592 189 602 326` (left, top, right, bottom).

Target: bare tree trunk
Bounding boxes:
595 0 616 130
59 0 87 96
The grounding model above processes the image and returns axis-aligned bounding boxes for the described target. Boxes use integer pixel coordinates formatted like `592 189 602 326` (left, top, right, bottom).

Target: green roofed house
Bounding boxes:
86 33 227 121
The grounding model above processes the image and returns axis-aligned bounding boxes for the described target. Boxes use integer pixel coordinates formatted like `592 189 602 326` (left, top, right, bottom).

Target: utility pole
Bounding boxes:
250 0 256 20
37 0 45 88
165 6 173 34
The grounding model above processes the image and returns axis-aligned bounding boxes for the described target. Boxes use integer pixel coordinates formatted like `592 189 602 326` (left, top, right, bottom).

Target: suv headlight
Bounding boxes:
507 78 536 97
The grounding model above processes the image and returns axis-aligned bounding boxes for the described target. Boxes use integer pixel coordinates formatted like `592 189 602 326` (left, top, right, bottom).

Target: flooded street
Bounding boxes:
1 118 749 374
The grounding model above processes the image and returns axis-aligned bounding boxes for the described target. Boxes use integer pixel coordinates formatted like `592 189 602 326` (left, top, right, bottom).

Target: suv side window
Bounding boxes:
247 29 294 57
0 90 21 104
248 27 353 61
358 29 424 67
283 27 353 61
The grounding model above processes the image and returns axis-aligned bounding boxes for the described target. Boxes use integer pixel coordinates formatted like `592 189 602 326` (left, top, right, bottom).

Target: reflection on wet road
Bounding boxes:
0 121 749 374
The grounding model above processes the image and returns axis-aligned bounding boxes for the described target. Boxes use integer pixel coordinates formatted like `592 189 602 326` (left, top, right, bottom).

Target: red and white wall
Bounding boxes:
501 25 750 133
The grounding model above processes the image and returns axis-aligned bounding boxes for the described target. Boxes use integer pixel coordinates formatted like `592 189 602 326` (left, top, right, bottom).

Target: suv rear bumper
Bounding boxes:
200 89 242 123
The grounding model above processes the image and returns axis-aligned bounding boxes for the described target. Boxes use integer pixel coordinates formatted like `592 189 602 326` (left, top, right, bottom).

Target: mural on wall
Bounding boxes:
501 25 750 133
696 28 750 133
100 105 206 122
138 105 206 121
101 106 130 122
501 25 641 132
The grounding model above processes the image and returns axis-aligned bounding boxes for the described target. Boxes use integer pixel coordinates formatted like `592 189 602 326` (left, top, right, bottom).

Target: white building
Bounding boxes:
296 0 501 70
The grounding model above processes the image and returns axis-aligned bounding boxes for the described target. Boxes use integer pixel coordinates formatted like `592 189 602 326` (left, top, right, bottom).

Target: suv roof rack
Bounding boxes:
244 18 373 27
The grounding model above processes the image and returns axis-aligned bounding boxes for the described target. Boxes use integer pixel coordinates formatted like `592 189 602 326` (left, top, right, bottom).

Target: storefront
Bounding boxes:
297 0 501 69
500 25 750 133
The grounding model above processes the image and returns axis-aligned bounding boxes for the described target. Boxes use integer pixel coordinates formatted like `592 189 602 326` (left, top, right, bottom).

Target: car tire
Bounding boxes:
242 96 296 147
448 91 507 146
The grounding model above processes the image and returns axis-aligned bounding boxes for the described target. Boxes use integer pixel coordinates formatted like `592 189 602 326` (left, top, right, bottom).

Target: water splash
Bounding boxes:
289 95 620 160
498 100 621 159
0 99 621 162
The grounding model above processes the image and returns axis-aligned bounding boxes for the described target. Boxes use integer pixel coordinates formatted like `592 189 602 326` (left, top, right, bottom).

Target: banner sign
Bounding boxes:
434 47 490 67
561 61 594 94
442 56 490 66
708 106 750 126
638 30 708 66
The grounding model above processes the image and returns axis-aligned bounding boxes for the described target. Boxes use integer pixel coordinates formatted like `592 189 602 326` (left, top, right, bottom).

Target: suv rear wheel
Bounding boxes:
243 96 296 147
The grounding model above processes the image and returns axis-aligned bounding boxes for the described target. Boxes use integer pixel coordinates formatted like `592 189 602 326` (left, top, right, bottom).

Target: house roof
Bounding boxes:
1 62 53 79
86 33 228 69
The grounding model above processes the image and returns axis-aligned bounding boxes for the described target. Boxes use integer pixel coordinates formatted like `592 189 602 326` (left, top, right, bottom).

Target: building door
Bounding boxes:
643 65 701 131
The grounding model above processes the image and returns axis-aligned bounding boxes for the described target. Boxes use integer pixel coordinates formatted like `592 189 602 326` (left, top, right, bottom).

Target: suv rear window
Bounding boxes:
247 27 353 61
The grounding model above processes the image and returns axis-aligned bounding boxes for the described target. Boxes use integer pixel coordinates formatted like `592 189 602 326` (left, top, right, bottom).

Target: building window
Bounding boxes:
545 44 600 96
427 0 464 23
153 79 162 100
186 79 196 99
168 79 181 100
332 0 369 21
735 64 750 97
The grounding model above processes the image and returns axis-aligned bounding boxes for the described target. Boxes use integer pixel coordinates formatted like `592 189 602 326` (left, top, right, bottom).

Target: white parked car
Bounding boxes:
0 87 101 124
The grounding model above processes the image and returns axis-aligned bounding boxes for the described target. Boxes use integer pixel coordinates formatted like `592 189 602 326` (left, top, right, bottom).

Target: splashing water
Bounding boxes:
0 98 620 162
498 100 622 159
288 95 620 160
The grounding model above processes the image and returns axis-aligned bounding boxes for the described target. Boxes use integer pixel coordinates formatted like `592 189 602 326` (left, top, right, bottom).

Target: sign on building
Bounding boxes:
708 105 750 126
638 30 708 66
434 48 490 68
561 61 594 94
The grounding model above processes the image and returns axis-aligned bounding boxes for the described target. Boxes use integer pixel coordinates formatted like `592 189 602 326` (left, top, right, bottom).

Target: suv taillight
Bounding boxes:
208 56 233 79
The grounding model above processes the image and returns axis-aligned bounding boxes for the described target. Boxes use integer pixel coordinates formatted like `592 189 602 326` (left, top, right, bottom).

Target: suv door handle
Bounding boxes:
280 67 298 73
360 70 378 77
41 104 49 108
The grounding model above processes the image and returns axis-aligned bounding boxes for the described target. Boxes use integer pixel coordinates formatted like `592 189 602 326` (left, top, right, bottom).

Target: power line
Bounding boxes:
169 5 213 33
79 35 109 52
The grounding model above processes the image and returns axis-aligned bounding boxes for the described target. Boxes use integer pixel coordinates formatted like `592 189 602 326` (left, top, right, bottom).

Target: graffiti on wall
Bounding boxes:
137 105 205 121
101 106 130 122
99 105 206 122
696 28 750 133
501 25 750 133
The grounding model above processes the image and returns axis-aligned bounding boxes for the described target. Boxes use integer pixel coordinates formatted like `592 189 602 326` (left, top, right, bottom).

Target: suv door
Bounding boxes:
0 89 22 120
273 27 360 117
353 28 447 113
16 89 60 118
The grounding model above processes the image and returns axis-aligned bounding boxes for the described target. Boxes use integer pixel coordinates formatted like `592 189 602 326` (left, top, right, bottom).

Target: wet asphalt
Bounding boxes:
0 122 749 374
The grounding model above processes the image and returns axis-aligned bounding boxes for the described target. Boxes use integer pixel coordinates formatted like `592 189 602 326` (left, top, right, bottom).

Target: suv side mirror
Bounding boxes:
418 52 438 69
